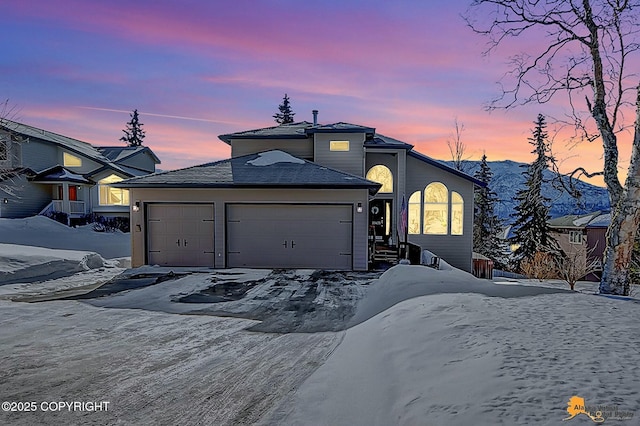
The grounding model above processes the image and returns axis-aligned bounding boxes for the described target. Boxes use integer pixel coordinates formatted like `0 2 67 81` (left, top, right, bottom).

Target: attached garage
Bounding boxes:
227 204 353 269
118 150 380 270
146 203 215 267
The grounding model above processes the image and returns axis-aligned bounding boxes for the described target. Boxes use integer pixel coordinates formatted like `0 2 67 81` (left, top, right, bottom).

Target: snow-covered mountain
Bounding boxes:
449 160 611 222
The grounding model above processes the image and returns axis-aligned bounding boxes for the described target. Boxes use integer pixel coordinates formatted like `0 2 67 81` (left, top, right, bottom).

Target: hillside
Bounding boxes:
450 160 611 222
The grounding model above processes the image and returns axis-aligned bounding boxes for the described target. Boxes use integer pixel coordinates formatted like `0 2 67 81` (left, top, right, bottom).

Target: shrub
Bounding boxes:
520 251 558 281
45 211 69 226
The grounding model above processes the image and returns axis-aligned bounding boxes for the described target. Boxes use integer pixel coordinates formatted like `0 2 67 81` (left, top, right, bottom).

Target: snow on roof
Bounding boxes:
246 150 305 166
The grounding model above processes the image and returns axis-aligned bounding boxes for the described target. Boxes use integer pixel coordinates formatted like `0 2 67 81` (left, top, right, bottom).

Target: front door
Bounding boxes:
369 199 392 243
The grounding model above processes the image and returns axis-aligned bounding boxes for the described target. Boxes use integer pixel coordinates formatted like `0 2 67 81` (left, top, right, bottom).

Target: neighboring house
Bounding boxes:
548 211 609 281
118 116 484 272
0 119 160 222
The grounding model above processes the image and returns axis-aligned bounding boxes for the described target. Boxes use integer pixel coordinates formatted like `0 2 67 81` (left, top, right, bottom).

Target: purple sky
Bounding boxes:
2 0 633 186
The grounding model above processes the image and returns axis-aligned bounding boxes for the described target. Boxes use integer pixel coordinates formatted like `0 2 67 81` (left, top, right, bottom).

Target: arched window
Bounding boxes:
366 165 393 193
99 174 129 206
408 191 421 234
451 191 463 235
423 182 448 234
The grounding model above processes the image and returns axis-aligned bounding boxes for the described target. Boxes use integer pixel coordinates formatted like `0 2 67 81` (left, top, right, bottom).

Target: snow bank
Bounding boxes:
275 289 640 425
0 243 113 285
348 265 572 326
0 216 130 259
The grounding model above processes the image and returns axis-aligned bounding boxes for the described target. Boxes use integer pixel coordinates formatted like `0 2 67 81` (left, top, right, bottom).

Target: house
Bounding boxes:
0 119 160 222
548 211 609 281
117 115 484 271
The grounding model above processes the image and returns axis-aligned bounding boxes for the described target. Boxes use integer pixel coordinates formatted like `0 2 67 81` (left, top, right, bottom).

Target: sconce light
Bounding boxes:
2 198 7 204
133 201 140 212
357 202 363 213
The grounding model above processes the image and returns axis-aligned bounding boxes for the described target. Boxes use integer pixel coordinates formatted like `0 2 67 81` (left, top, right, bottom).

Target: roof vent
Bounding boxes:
312 110 318 126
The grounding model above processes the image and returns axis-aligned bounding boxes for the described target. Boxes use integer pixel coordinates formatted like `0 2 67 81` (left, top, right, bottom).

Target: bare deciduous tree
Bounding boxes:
0 100 24 204
465 0 640 295
447 118 468 171
555 245 603 290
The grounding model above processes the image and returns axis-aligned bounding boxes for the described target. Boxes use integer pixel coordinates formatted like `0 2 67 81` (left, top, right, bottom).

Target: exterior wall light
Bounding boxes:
2 198 7 204
133 201 140 212
357 202 363 213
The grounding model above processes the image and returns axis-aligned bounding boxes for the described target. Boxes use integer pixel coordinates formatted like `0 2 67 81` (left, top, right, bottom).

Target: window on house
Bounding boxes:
423 182 448 234
408 191 421 234
366 165 393 193
569 231 583 244
98 174 129 206
451 191 464 235
330 140 350 151
0 138 7 161
63 152 82 167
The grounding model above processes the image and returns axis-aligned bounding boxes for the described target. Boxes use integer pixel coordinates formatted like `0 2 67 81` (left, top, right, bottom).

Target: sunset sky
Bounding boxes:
2 0 636 186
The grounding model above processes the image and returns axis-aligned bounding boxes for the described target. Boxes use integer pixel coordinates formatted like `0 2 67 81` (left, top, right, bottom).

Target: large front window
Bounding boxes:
423 182 448 234
99 174 129 206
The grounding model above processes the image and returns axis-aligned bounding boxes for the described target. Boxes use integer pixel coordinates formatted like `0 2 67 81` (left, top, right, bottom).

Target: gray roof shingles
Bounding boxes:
115 150 381 194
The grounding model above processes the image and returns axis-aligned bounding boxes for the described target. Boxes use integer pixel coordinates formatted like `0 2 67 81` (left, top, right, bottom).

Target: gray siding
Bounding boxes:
20 139 58 172
0 177 51 218
404 155 475 272
117 152 157 173
313 132 365 176
129 188 369 270
231 138 313 159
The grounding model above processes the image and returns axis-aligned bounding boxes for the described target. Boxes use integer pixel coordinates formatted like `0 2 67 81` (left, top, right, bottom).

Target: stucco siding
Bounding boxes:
313 132 365 176
231 138 313 159
404 155 474 272
129 188 369 270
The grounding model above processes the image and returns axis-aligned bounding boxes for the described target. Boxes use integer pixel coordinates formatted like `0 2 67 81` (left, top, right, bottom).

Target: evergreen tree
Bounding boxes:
509 114 559 269
273 94 295 124
120 109 146 147
473 153 503 265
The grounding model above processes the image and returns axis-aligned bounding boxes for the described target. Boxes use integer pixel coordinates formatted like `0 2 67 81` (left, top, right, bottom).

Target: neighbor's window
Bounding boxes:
98 174 130 206
330 140 350 151
423 182 448 234
0 138 7 161
569 231 583 244
63 152 82 167
451 191 464 235
408 191 421 234
366 165 393 193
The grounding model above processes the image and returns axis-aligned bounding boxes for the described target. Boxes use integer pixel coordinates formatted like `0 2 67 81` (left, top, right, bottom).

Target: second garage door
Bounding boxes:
226 204 352 269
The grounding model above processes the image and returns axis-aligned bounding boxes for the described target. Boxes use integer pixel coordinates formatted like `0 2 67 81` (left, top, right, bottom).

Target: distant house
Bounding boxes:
548 211 609 281
0 119 160 222
117 115 484 271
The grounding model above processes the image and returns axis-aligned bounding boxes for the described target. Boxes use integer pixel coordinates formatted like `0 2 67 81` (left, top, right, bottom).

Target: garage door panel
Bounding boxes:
226 204 352 269
146 204 214 267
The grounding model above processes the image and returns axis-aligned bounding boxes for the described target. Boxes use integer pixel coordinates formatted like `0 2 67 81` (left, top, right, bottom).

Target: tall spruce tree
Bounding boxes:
120 109 146 147
473 153 503 265
273 94 295 124
509 114 558 269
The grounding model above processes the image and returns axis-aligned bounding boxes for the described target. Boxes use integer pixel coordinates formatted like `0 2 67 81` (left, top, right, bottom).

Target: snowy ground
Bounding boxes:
0 217 639 425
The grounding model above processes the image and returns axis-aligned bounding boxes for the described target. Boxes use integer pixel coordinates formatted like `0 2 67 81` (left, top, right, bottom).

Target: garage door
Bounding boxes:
226 204 352 269
147 204 215 267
